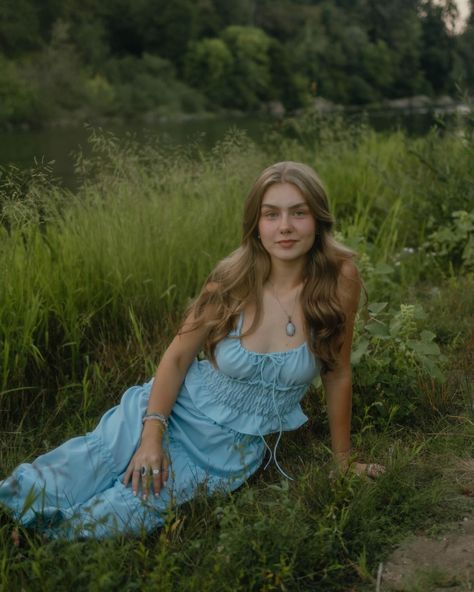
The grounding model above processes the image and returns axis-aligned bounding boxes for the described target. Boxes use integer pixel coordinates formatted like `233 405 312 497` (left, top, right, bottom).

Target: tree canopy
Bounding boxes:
0 0 472 126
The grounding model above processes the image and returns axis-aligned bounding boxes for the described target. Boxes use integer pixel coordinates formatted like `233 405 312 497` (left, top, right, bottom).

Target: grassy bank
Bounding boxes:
0 117 473 590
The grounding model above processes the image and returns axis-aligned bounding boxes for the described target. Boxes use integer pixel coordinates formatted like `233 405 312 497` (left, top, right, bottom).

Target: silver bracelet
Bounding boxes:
142 412 168 430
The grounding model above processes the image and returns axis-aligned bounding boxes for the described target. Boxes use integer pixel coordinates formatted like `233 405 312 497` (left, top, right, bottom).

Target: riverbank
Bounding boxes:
1 104 470 193
309 94 473 116
0 120 473 590
2 95 472 133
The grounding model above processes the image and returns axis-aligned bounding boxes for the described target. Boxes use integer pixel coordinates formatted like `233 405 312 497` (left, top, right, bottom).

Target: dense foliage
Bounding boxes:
0 0 473 127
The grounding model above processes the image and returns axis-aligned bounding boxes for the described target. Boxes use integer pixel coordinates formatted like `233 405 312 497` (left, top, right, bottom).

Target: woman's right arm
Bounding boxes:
123 300 215 499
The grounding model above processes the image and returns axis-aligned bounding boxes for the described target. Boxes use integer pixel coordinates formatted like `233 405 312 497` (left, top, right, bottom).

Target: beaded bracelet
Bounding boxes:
142 412 169 430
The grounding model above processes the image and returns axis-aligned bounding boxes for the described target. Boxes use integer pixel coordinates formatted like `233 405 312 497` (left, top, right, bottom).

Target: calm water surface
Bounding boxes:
0 110 459 189
0 116 271 189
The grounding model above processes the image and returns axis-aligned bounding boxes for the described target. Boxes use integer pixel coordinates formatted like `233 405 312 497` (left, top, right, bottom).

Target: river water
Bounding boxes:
0 110 460 189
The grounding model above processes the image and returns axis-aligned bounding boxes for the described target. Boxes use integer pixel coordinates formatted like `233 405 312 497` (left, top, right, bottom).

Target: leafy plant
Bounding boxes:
423 209 474 272
352 302 447 428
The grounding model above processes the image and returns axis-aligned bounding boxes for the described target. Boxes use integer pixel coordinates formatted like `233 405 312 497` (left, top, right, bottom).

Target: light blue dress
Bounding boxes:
0 313 320 539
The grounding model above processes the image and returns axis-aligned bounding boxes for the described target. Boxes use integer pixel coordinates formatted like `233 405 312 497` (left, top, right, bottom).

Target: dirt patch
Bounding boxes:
380 515 474 591
379 458 474 591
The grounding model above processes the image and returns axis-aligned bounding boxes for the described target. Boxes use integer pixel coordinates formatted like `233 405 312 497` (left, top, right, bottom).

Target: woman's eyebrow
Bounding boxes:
261 202 309 209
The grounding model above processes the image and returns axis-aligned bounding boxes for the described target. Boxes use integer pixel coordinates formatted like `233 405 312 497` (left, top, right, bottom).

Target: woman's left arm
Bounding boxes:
321 260 358 472
321 260 384 478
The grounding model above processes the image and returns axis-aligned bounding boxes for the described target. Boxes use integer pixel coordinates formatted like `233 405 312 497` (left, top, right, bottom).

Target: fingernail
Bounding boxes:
154 493 159 497
133 491 137 496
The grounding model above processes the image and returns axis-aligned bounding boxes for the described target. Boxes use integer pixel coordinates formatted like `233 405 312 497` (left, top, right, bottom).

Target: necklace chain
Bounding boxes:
268 280 301 337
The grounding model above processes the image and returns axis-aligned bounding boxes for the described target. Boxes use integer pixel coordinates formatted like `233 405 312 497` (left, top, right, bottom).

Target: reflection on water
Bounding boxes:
0 116 271 190
0 110 464 189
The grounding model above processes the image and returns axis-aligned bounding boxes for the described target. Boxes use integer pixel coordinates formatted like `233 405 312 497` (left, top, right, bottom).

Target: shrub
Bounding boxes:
352 301 447 429
422 209 474 273
0 55 37 126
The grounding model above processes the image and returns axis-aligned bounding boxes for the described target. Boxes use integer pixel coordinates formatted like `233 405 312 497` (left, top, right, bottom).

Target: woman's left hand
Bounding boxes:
351 462 385 479
330 461 385 480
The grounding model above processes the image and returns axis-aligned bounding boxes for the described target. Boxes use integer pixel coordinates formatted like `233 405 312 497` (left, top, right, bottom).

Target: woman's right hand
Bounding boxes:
123 424 170 499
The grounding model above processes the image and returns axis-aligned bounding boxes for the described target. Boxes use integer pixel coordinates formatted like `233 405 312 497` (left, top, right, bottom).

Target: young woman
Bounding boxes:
0 161 383 540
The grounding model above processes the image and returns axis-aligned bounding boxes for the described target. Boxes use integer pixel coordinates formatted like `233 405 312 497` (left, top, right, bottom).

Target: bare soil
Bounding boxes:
379 331 474 591
380 514 474 591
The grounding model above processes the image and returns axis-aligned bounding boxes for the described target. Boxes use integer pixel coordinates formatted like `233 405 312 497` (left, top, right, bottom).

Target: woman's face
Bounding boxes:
257 182 316 264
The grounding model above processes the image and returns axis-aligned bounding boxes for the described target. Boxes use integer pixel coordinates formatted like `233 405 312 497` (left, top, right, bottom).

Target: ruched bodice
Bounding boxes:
184 312 320 449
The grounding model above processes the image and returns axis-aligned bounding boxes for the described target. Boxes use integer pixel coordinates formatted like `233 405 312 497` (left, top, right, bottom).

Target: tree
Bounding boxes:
220 26 273 109
212 0 255 27
360 0 426 97
291 4 383 104
0 0 41 55
99 0 144 55
419 0 458 94
268 39 309 109
131 0 199 67
255 1 319 42
457 1 474 90
0 55 37 124
184 38 234 105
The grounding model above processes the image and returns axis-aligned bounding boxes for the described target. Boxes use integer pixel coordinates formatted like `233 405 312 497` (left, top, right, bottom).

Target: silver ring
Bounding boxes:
140 466 150 478
152 468 161 475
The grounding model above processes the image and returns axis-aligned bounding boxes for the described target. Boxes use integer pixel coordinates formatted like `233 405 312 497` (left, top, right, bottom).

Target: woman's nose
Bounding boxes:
279 212 292 231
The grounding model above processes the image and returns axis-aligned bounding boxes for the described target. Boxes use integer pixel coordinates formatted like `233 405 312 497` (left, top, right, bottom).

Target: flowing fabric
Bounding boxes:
0 312 320 539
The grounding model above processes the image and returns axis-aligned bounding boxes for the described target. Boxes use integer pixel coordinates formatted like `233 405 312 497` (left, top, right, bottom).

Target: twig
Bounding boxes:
425 432 474 437
376 562 383 592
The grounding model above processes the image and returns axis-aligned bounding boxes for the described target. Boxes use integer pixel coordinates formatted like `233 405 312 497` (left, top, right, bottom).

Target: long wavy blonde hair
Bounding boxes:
184 161 357 372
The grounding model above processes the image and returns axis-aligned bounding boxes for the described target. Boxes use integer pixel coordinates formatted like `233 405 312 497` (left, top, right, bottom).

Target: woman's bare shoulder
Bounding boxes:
339 258 360 281
337 259 361 311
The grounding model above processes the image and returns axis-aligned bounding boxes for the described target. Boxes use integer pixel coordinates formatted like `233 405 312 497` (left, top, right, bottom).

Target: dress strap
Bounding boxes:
236 310 244 335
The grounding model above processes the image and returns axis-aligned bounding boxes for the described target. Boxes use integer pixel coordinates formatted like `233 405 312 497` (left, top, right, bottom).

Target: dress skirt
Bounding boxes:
0 380 265 540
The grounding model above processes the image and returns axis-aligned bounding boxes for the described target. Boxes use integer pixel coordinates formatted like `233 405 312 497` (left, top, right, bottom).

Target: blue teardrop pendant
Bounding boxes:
286 320 296 337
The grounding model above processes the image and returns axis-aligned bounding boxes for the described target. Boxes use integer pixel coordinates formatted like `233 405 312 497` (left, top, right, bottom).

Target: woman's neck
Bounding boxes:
267 261 305 292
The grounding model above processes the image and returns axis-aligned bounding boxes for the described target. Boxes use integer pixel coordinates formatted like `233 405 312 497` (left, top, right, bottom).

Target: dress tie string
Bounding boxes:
253 355 294 481
237 311 294 481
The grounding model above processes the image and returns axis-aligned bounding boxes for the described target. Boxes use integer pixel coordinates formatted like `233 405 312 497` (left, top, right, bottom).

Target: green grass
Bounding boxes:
1 410 473 591
0 117 473 590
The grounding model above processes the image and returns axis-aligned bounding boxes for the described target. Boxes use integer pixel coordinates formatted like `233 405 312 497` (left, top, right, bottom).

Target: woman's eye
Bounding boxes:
294 210 306 217
263 211 277 218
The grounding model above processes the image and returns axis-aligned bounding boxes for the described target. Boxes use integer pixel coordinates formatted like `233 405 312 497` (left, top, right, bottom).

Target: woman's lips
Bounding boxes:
277 240 297 248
